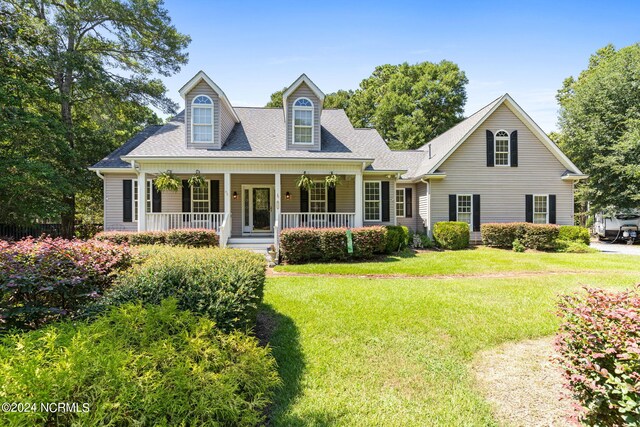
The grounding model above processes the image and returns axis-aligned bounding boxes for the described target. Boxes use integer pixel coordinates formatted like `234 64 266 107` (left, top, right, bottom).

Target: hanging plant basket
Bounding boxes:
296 173 315 192
325 173 341 188
188 173 206 188
154 171 181 192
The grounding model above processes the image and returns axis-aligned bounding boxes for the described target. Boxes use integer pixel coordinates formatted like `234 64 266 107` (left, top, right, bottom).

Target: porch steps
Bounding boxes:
226 237 274 253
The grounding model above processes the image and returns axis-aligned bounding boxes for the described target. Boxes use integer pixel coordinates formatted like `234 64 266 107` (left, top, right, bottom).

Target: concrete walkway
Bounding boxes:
591 242 640 255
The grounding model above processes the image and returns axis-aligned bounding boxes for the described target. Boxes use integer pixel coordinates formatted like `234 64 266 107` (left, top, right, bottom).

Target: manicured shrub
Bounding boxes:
555 240 597 253
556 287 640 426
432 222 470 250
384 225 410 253
0 300 280 426
558 225 591 245
95 228 218 247
279 228 321 264
481 222 527 248
519 223 560 250
279 226 387 264
512 238 525 252
0 237 134 331
92 247 266 332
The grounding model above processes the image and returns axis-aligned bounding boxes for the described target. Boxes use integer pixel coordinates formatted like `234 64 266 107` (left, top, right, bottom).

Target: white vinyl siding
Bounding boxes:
456 194 472 228
533 195 548 224
364 181 381 221
395 188 405 217
286 83 321 150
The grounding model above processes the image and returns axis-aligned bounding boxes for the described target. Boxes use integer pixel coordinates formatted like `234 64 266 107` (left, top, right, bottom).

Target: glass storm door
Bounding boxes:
252 188 271 231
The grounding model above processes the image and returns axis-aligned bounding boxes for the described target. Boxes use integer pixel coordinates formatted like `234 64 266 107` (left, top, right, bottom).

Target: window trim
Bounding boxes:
494 129 510 167
456 194 473 230
146 179 154 214
292 97 314 145
191 95 214 144
308 180 327 213
395 188 406 218
533 194 549 224
364 180 382 222
133 180 139 222
190 179 211 213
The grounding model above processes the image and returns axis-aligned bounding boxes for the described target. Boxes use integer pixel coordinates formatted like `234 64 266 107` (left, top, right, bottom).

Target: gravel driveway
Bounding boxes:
590 242 640 255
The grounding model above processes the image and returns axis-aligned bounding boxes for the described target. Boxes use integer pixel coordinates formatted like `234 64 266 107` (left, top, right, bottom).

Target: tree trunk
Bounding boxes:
60 195 75 238
59 26 76 238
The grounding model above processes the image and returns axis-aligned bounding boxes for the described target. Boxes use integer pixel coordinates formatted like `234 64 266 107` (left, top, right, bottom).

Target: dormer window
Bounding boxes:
293 97 313 144
192 95 214 143
495 130 510 166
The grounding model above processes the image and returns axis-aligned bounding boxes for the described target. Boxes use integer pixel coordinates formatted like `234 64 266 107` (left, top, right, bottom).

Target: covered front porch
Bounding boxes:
134 169 366 248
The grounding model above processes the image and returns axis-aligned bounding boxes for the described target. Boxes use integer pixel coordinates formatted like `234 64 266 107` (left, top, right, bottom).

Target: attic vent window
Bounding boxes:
192 95 213 143
293 97 313 144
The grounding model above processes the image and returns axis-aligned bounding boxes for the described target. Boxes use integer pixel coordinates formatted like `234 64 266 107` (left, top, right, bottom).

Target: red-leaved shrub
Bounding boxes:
556 286 640 426
279 226 386 264
0 237 135 330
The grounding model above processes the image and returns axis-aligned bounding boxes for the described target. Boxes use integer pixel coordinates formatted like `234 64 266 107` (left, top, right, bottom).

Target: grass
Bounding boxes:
263 249 640 426
274 246 640 276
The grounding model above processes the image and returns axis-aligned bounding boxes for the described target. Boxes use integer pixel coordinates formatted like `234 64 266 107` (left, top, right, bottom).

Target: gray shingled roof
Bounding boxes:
121 108 392 162
91 124 163 168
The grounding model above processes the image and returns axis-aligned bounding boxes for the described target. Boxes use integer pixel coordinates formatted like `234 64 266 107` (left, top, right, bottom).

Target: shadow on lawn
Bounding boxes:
257 304 306 426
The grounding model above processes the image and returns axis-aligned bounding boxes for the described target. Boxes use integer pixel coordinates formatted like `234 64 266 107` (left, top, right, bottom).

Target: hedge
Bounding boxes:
432 222 470 250
558 225 591 245
90 247 266 332
0 300 280 426
279 226 386 264
95 228 218 247
556 287 640 426
481 222 562 251
0 237 134 331
384 225 410 253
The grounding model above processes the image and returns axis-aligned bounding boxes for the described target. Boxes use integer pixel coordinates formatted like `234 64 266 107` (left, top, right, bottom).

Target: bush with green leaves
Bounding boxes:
95 228 218 247
91 248 266 332
519 223 560 250
0 300 280 426
556 286 640 426
555 240 597 253
512 238 525 253
384 225 410 253
558 225 591 245
481 222 564 251
481 223 527 248
432 222 470 250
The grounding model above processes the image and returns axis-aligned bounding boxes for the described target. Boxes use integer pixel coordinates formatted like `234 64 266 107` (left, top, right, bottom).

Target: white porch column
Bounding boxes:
137 171 146 231
224 172 231 214
274 173 281 226
354 172 363 227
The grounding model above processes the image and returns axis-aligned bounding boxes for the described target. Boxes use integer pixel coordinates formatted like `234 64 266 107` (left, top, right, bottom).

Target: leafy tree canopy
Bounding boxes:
556 43 640 211
265 88 354 109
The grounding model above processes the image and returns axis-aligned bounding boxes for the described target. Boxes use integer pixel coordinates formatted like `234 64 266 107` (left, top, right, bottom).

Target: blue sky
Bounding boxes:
161 0 638 132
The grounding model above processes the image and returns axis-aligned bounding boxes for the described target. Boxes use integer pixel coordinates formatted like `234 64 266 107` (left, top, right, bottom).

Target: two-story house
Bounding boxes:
90 71 586 249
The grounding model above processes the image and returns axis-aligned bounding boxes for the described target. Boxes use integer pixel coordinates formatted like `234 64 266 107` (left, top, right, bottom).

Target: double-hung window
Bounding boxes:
395 189 405 217
309 182 327 212
364 181 381 221
146 180 153 213
293 98 313 144
191 180 210 213
495 130 510 166
533 195 548 224
132 180 139 222
192 95 214 143
457 194 472 228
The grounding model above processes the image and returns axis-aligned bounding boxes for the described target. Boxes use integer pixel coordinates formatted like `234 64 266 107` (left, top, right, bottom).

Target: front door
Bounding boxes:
242 186 273 233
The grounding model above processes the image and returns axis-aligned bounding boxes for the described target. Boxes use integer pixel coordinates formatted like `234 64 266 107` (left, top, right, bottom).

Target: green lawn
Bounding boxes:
263 249 640 426
274 246 638 276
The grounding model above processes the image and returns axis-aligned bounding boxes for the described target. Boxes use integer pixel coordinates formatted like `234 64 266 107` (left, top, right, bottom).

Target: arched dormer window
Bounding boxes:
494 129 510 166
192 95 214 143
293 97 314 144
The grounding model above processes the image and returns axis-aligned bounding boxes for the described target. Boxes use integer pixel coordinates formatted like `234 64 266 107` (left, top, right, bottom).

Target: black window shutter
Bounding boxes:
525 194 533 223
473 194 481 232
210 180 219 212
151 181 162 213
381 182 390 222
300 188 309 212
449 194 457 221
549 195 556 224
405 188 413 218
486 130 495 167
123 180 132 222
327 186 336 212
510 130 518 167
182 180 191 213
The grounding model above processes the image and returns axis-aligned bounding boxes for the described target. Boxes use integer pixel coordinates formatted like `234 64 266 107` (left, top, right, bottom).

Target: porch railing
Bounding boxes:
146 213 225 232
280 213 356 230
